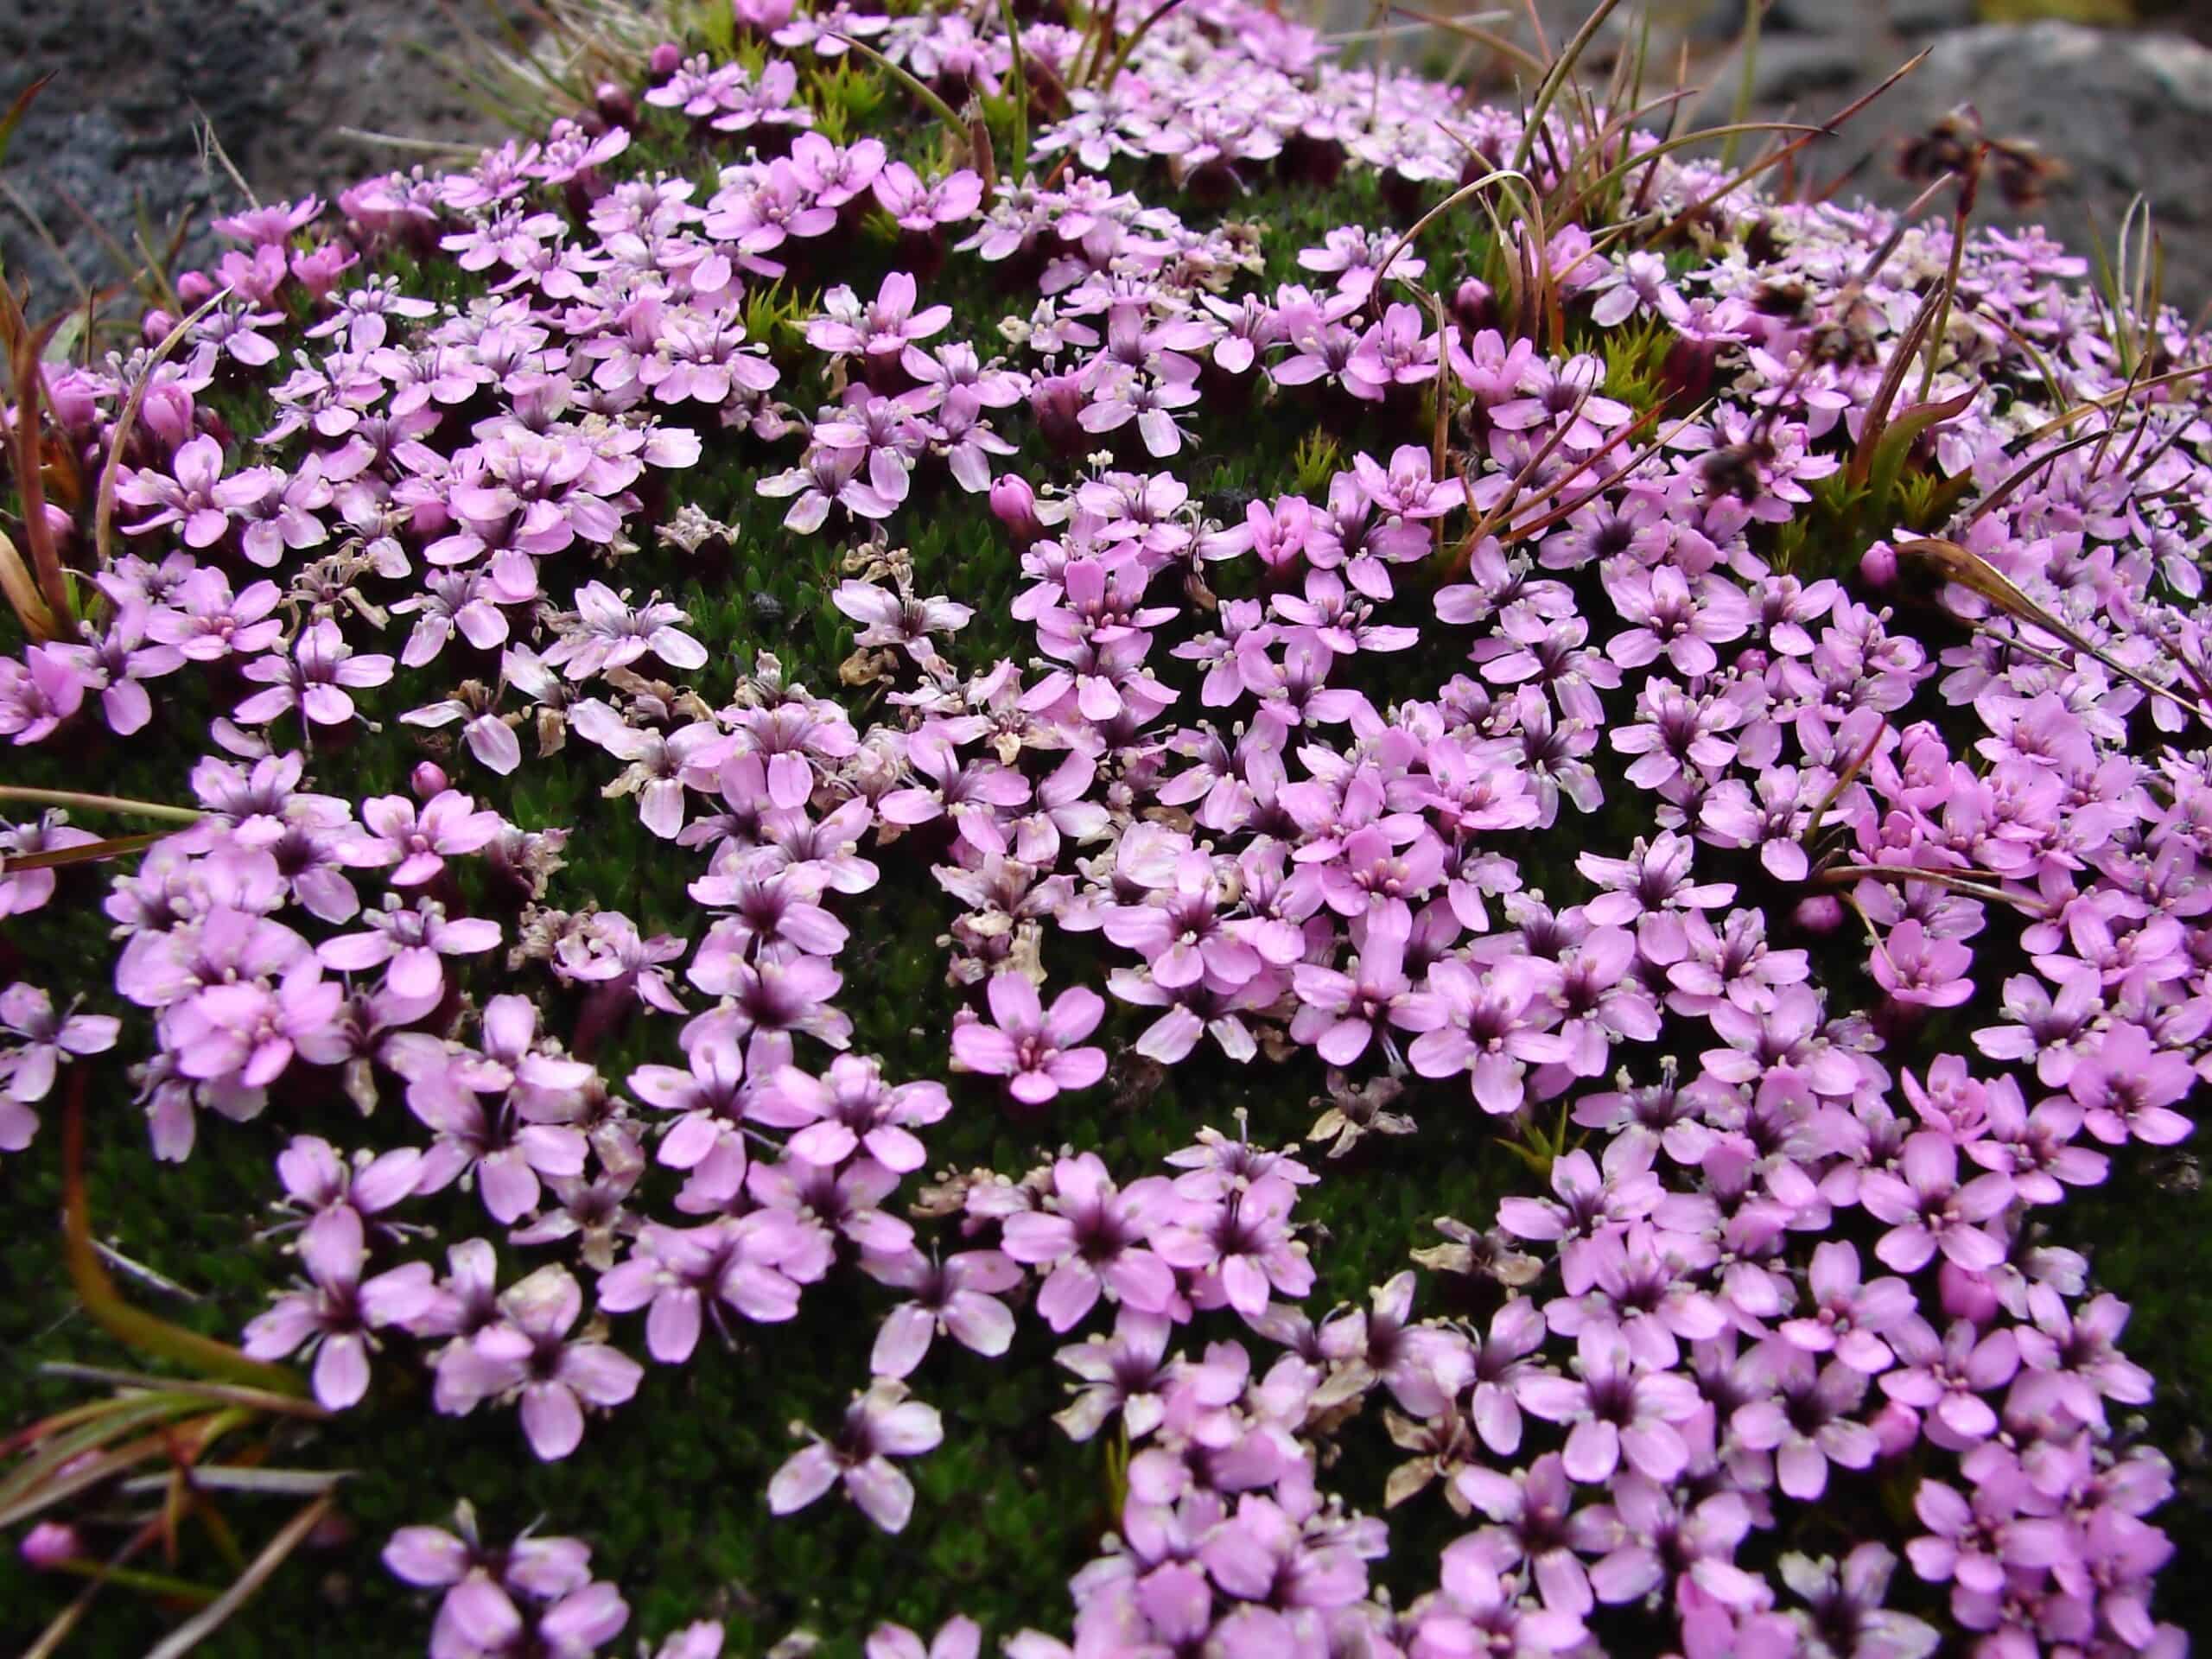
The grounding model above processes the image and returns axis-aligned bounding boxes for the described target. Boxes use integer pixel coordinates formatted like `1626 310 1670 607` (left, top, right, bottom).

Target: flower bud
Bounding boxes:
175 270 216 305
1939 1260 2000 1325
1869 1402 1922 1461
1791 895 1845 936
411 761 449 799
650 41 683 76
139 382 197 451
1452 278 1494 334
20 1522 81 1569
989 474 1045 548
1859 540 1898 590
594 82 637 129
141 308 178 346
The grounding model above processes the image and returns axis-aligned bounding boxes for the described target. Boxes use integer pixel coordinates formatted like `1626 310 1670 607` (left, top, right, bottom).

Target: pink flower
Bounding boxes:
351 790 504 887
864 1247 1022 1376
1871 920 1976 1009
950 973 1107 1105
1154 1173 1313 1319
1000 1153 1180 1331
241 1224 436 1409
438 1263 643 1460
1859 1133 2013 1274
768 1378 943 1533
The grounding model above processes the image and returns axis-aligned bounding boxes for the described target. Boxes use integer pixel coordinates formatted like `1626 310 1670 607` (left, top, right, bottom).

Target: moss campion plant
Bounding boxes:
1 2 2209 1656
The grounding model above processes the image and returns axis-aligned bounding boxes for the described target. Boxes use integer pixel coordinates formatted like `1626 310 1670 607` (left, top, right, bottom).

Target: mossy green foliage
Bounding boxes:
3 20 2210 1656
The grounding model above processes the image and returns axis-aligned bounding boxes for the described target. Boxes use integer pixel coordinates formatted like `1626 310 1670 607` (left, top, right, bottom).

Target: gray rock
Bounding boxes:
1746 35 1867 102
1764 0 1863 35
0 0 526 315
1886 0 1977 35
1855 22 2212 311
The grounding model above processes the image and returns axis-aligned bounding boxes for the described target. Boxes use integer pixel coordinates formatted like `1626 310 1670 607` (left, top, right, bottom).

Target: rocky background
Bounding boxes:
1525 0 2212 313
0 0 524 314
3 0 2211 326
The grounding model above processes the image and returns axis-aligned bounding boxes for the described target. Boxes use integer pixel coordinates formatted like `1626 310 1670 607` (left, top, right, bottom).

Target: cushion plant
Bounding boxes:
1 3 2209 1656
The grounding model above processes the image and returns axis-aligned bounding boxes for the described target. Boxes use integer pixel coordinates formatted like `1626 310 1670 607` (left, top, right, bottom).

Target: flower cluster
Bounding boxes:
5 0 2209 1655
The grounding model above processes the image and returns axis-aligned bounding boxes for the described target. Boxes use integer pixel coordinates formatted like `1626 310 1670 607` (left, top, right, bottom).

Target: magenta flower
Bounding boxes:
1154 1173 1313 1319
0 982 120 1109
864 1246 1022 1376
241 1224 436 1409
117 435 260 547
807 270 951 359
867 1618 980 1659
768 1378 943 1533
351 790 504 886
950 973 1106 1105
439 1263 643 1460
318 895 502 1003
2067 1021 2196 1146
1000 1153 1179 1331
1878 1317 2020 1446
1859 1133 2013 1274
769 1056 949 1172
234 618 395 727
1871 920 1976 1009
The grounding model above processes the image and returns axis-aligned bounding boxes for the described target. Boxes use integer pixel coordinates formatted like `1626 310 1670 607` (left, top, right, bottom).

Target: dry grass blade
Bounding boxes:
1392 3 1544 79
35 1365 332 1420
1651 49 1929 245
997 0 1030 171
1819 862 2047 916
0 831 170 874
1898 537 2212 728
1509 0 1624 178
0 71 56 173
1847 278 1951 493
0 786 203 823
0 522 60 640
61 1079 308 1395
0 1421 213 1530
1372 167 1533 297
92 284 234 569
1958 429 2107 531
1095 0 1190 98
1497 396 1714 544
143 1493 336 1659
1446 382 1616 573
118 1467 351 1498
1719 0 1764 170
1 292 79 636
2017 362 2212 445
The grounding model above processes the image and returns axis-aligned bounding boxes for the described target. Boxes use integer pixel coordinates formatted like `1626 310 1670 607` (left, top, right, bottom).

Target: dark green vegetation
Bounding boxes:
3 18 2210 1656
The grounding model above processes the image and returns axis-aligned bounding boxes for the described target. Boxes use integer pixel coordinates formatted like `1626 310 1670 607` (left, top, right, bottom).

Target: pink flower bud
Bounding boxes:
989 474 1044 548
1791 895 1845 936
594 82 637 128
412 761 450 799
1939 1260 2000 1325
1452 278 1494 334
21 1522 81 1568
139 382 197 451
1859 540 1897 590
175 270 216 305
650 41 683 76
1869 1402 1922 1460
141 309 178 346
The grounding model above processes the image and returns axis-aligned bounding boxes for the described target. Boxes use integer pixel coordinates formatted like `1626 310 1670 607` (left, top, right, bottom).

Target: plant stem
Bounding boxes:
44 1559 219 1605
0 785 203 823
